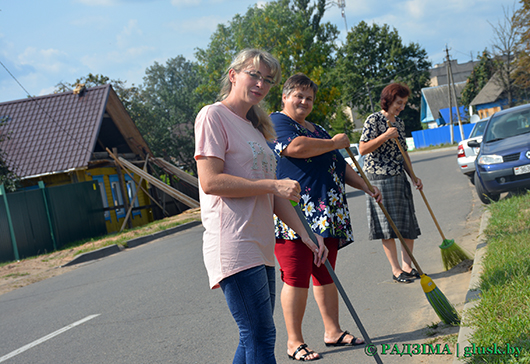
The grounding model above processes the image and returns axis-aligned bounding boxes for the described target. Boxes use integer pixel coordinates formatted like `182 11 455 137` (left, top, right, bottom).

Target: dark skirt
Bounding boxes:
365 172 421 240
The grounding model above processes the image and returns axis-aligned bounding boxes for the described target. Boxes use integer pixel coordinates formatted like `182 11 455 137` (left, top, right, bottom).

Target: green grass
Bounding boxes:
2 272 30 279
465 191 530 363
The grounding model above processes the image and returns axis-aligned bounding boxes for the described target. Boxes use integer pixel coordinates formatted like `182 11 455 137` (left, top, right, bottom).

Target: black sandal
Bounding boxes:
288 343 320 361
325 331 365 347
393 273 413 283
403 268 421 279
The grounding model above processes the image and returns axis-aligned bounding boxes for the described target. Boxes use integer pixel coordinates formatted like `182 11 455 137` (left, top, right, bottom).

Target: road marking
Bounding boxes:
0 314 100 362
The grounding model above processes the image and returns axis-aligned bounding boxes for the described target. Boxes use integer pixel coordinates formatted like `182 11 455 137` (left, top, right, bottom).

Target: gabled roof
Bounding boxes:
470 72 505 106
0 84 151 179
421 82 466 123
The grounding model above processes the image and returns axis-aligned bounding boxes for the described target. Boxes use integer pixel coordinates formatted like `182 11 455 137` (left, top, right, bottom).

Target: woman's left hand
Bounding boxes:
413 177 423 191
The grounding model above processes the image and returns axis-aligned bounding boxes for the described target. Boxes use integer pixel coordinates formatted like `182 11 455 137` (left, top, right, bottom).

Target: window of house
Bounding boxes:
124 174 141 218
92 175 111 221
109 175 125 219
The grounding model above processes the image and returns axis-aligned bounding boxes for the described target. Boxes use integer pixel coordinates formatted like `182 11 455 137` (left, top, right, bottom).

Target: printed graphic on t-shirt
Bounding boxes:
247 141 275 175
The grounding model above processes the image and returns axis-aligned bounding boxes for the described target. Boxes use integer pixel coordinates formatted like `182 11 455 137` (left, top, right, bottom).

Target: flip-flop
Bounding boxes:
325 331 365 347
288 343 321 361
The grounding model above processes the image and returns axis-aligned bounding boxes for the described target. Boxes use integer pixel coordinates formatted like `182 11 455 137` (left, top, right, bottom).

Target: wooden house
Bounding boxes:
470 72 510 119
0 84 154 233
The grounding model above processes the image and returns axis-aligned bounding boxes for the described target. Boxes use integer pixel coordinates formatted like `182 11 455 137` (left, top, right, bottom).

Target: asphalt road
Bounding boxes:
0 147 484 364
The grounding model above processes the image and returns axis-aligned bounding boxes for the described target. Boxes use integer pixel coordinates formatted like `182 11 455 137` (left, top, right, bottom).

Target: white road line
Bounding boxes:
0 314 100 363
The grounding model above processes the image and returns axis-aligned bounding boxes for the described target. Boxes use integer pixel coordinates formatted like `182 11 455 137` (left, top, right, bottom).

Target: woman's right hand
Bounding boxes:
383 127 399 141
301 233 328 267
331 133 351 150
274 178 302 202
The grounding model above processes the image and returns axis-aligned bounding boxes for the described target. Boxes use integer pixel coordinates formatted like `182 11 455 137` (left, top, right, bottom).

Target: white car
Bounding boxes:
339 143 365 173
457 118 489 179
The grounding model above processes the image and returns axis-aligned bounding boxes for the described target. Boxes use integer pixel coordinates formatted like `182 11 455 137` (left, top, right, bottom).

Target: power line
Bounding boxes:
0 60 95 175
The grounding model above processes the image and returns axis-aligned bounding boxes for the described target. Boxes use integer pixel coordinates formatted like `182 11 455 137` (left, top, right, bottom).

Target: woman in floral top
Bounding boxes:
269 73 381 361
359 83 423 284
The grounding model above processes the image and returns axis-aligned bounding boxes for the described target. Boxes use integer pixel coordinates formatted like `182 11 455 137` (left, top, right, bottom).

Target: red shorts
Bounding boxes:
275 237 339 288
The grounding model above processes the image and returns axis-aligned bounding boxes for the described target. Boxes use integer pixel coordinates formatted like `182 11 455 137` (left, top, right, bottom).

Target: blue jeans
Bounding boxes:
220 265 276 364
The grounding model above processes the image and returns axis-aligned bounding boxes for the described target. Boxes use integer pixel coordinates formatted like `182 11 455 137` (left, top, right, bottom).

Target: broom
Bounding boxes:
385 120 471 270
290 201 384 364
345 147 460 325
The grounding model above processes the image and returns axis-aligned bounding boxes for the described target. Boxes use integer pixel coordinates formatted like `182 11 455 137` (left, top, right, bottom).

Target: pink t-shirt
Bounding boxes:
194 102 277 289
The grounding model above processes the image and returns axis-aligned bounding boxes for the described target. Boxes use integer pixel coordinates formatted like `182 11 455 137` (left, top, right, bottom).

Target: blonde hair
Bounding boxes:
218 49 281 141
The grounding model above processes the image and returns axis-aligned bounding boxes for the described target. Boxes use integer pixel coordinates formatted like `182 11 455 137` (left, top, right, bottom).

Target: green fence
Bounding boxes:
0 181 107 263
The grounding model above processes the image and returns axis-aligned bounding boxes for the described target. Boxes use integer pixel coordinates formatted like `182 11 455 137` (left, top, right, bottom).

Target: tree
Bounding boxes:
131 56 202 174
0 117 18 192
489 5 521 107
461 50 496 108
335 21 431 136
514 0 530 90
55 73 139 110
195 0 341 131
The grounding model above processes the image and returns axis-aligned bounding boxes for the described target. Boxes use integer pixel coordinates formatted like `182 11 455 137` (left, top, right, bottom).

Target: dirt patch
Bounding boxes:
0 208 201 297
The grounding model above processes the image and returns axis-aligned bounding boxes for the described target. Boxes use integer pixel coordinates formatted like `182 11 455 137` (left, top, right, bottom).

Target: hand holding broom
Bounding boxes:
290 201 384 364
345 147 460 325
385 120 471 270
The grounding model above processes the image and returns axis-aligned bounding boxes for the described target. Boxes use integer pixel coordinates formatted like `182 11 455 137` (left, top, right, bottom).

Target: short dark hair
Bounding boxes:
380 83 410 111
281 73 318 108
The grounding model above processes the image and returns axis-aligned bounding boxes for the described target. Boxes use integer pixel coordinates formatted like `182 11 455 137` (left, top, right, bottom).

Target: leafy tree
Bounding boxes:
514 0 530 90
461 50 496 108
0 117 18 192
131 56 202 174
195 0 341 131
335 21 431 136
54 73 139 110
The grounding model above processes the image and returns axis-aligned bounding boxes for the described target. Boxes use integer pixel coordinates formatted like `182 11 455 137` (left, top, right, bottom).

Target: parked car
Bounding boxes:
339 143 365 173
468 103 530 204
457 118 489 180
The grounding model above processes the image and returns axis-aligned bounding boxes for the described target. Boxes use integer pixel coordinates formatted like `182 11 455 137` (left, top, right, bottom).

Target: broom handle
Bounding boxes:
385 121 447 241
345 147 424 276
291 203 384 364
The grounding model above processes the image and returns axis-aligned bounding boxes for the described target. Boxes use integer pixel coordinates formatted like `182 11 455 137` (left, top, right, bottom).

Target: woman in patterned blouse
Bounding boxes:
269 73 381 361
359 83 423 284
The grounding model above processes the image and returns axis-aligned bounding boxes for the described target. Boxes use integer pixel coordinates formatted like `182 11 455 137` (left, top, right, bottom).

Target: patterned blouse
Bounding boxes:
360 111 408 177
269 112 354 248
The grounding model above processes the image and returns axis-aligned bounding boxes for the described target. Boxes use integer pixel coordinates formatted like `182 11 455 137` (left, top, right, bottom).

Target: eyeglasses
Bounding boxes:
243 70 275 86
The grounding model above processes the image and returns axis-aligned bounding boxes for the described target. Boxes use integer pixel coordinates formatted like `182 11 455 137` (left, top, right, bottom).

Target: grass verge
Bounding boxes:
465 192 530 363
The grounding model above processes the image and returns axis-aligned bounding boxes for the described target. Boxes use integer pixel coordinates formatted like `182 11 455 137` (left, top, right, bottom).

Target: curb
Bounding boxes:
62 220 202 267
452 210 490 363
127 220 202 248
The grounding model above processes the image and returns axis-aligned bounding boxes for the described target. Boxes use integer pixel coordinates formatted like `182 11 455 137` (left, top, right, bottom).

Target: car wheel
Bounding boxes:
474 172 500 204
467 172 475 185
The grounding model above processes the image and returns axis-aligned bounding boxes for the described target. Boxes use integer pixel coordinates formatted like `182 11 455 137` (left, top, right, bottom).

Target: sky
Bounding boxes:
0 0 516 103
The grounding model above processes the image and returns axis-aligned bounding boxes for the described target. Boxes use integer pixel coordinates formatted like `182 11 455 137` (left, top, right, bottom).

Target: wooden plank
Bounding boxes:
152 158 198 188
117 157 200 209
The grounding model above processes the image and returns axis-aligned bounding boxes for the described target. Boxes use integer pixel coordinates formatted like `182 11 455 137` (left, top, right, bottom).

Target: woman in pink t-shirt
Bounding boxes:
194 49 327 364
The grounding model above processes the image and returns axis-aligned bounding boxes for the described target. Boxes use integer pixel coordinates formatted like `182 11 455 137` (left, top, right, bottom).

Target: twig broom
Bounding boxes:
385 121 471 270
346 147 460 325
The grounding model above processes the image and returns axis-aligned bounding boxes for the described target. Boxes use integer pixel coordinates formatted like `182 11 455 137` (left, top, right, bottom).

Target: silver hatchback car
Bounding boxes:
457 118 489 179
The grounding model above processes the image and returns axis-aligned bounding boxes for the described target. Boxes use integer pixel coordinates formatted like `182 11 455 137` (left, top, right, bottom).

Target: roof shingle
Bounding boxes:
0 85 110 178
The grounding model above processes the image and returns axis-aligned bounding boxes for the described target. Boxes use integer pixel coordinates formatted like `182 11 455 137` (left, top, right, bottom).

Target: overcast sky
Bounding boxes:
0 0 516 103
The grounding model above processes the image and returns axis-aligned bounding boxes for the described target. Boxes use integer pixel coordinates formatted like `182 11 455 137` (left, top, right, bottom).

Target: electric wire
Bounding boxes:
0 59 98 177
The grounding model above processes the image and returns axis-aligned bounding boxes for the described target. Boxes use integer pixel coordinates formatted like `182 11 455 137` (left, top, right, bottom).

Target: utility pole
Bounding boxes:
445 46 465 142
327 0 348 32
366 83 375 113
445 46 454 144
